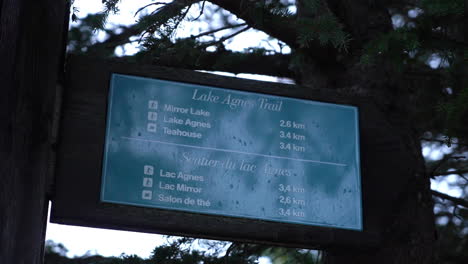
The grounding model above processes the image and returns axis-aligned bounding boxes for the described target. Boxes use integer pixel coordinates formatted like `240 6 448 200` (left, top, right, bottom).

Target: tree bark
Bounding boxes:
324 126 436 263
0 0 69 263
319 61 437 263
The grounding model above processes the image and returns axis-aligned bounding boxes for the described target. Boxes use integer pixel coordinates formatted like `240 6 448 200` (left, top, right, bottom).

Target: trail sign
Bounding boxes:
51 56 407 249
102 74 362 230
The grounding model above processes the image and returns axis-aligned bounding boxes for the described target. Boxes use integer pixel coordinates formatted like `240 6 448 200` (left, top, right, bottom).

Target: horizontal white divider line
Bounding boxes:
121 136 347 167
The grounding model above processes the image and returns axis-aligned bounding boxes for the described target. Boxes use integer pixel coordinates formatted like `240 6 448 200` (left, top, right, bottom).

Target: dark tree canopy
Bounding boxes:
65 0 467 263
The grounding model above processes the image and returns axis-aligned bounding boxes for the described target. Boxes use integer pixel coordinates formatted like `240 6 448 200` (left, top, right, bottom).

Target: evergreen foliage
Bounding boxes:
297 0 350 51
44 238 322 264
358 0 466 142
437 86 468 143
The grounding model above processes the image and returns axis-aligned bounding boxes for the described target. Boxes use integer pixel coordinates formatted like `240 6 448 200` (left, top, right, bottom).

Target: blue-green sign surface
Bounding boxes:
102 74 362 230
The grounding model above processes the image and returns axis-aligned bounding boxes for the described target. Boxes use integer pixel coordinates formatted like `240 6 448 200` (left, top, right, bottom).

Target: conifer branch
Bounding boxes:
138 0 199 37
134 2 169 17
207 0 297 48
198 26 251 48
428 154 467 178
431 190 468 208
421 137 468 147
86 0 198 55
433 169 468 177
137 49 293 78
189 23 247 39
173 4 193 31
223 243 236 263
86 25 142 56
192 0 207 20
104 37 292 77
325 0 393 48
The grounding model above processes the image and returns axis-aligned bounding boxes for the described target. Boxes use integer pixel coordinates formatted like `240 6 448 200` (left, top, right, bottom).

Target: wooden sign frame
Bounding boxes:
51 55 413 250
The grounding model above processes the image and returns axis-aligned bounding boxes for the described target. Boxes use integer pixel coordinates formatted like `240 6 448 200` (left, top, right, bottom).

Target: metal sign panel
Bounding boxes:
101 73 362 230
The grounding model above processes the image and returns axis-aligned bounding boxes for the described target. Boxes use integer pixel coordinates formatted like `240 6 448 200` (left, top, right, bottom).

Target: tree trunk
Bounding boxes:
0 0 69 263
325 134 436 263
318 62 437 263
292 1 437 261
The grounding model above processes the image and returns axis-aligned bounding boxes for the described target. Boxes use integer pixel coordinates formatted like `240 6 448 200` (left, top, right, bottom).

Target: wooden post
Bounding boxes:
0 0 69 263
